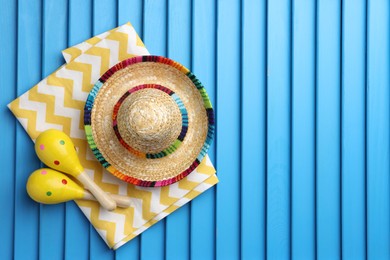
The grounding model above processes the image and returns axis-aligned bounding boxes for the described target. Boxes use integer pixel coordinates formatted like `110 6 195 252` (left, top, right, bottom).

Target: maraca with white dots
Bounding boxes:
27 168 131 207
35 129 117 211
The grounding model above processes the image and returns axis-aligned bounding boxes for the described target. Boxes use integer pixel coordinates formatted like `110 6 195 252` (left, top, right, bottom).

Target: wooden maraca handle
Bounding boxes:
83 192 131 208
77 171 117 211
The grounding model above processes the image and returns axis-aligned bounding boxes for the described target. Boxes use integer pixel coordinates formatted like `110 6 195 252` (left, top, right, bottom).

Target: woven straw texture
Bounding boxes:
85 56 214 186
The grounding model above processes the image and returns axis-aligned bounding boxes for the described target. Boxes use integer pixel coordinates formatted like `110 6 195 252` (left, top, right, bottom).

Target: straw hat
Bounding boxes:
84 56 215 187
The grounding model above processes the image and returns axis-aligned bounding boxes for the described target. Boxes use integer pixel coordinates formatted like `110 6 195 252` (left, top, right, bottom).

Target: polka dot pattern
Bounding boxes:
46 191 52 196
54 160 60 165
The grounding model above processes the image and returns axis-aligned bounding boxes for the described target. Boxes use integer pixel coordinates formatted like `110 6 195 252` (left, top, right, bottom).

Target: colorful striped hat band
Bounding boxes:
84 56 215 187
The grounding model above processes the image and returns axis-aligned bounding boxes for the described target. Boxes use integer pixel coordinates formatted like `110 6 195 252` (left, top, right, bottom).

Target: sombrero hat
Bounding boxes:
84 56 215 187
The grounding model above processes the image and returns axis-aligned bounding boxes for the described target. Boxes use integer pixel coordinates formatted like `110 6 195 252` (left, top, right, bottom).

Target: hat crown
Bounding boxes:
116 88 182 154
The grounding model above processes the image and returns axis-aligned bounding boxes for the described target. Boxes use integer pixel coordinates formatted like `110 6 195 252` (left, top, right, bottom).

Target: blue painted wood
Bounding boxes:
14 0 42 259
190 0 217 259
90 228 115 260
116 240 140 260
118 0 143 37
241 0 266 259
93 0 117 35
3 1 390 259
216 0 241 259
266 0 291 258
39 1 68 259
341 0 367 259
291 0 316 259
165 0 191 259
69 0 92 44
316 0 341 259
65 1 92 259
140 1 167 259
143 0 167 56
367 0 390 258
0 0 17 259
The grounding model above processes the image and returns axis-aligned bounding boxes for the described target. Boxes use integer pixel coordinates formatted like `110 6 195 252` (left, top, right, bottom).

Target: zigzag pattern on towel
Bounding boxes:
113 173 219 249
63 22 148 63
8 23 149 142
76 156 215 248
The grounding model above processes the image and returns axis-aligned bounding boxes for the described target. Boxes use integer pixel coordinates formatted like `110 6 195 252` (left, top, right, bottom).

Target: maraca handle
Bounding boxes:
107 194 131 208
77 171 117 211
83 192 131 208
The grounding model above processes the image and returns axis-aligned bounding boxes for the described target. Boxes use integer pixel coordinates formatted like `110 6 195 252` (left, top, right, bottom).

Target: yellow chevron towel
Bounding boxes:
8 22 218 249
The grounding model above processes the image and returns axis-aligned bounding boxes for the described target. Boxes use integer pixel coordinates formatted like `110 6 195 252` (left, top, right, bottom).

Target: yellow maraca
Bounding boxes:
27 168 131 207
35 129 117 211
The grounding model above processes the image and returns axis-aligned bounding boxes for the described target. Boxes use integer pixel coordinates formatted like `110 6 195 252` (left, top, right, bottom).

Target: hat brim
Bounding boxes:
84 56 215 187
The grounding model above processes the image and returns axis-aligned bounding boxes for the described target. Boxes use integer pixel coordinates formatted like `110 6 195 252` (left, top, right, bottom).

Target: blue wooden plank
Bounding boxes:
291 0 316 259
143 0 167 56
266 0 291 258
64 204 90 260
42 0 68 77
165 0 191 259
14 0 42 259
166 208 190 260
116 237 140 260
316 0 341 259
68 0 92 45
167 0 191 66
118 0 143 38
341 0 367 259
140 224 165 260
190 0 217 259
38 1 68 259
90 229 116 259
367 0 390 258
65 1 92 259
241 0 266 259
216 0 241 259
0 1 17 259
140 1 167 259
116 1 143 259
90 0 117 259
93 0 117 35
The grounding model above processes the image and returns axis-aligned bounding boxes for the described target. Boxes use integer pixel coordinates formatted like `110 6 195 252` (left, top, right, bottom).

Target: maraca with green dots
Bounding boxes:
27 168 131 207
35 129 117 211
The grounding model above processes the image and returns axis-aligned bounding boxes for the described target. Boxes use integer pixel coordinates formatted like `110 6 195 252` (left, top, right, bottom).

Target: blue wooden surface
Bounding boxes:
291 0 316 258
1 0 390 259
267 0 291 258
341 0 366 258
367 0 390 259
316 1 342 258
241 0 266 259
216 0 241 259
